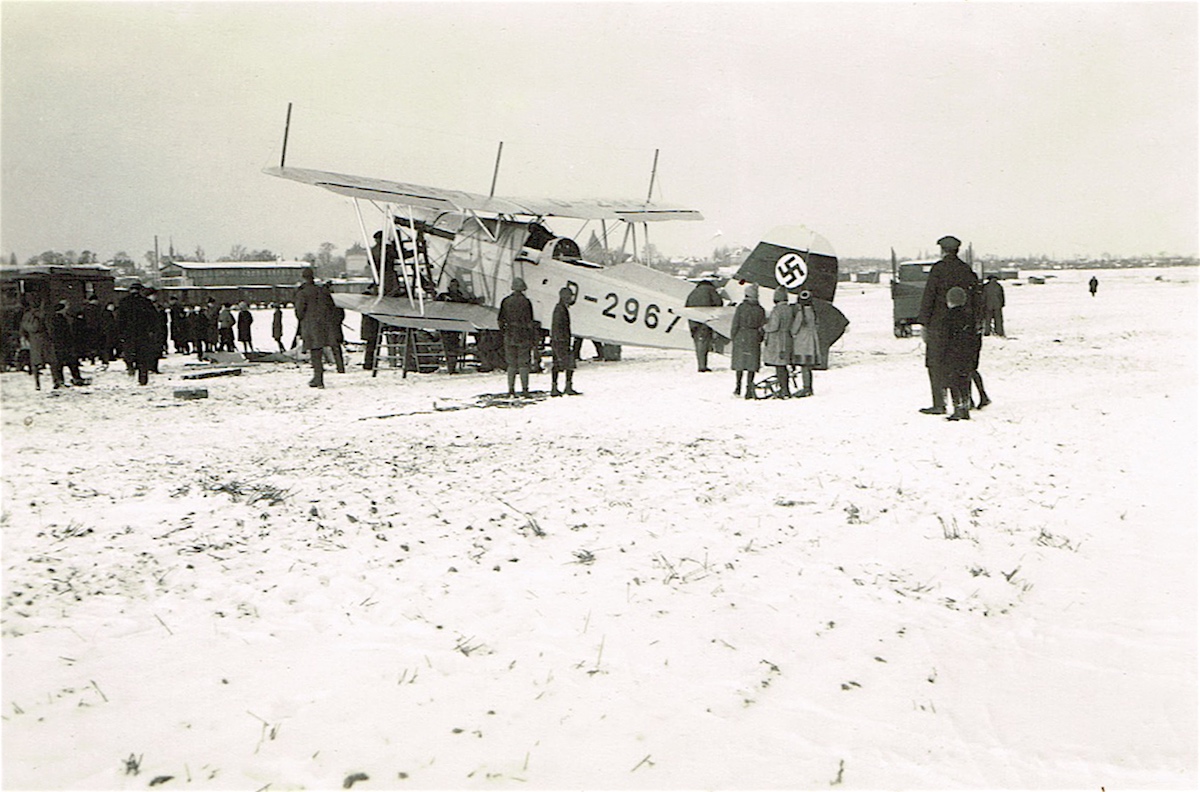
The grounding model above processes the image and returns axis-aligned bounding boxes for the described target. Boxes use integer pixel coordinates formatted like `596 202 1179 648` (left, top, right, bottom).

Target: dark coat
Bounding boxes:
550 300 574 370
730 299 766 372
939 304 981 375
116 292 162 365
101 307 118 349
237 309 254 343
169 303 187 341
294 280 336 349
685 281 723 339
272 308 284 340
49 310 77 359
917 254 979 366
498 291 536 347
983 280 1005 309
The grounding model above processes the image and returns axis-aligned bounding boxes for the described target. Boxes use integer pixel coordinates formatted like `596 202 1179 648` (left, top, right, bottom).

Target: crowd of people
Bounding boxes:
11 288 276 390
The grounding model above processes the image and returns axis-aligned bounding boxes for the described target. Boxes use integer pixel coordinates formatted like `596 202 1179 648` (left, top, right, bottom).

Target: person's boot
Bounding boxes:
947 397 970 421
550 371 561 397
520 371 530 397
795 367 813 397
309 349 325 388
744 375 756 399
733 373 742 397
506 369 517 397
564 370 581 396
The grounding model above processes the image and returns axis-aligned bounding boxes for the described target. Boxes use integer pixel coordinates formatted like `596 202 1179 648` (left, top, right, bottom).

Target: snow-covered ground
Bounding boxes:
2 267 1196 790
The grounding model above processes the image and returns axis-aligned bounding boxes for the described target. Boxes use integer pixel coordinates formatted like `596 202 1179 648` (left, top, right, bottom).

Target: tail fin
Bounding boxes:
733 225 840 301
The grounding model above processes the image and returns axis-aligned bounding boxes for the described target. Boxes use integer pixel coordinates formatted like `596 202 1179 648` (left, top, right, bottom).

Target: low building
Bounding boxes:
155 260 313 307
159 260 310 289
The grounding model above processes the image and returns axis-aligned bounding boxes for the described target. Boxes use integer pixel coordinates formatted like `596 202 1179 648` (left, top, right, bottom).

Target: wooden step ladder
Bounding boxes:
373 327 445 378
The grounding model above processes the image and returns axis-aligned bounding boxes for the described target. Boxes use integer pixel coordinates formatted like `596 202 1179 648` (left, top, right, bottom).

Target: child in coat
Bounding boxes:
940 286 982 421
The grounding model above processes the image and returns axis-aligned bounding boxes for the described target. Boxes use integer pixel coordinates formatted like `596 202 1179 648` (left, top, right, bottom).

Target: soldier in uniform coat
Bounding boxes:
549 286 580 397
685 277 724 372
497 277 536 396
916 235 979 414
294 267 336 388
237 301 254 353
115 283 162 385
762 287 795 398
730 283 766 399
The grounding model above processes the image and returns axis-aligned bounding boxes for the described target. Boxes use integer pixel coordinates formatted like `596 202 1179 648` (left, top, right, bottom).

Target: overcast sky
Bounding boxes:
2 1 1196 263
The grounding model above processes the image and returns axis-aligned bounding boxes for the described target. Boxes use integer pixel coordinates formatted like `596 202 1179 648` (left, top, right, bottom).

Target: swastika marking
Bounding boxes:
774 253 808 288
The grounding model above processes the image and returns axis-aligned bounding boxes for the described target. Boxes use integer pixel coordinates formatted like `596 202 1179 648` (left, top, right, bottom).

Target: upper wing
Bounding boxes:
265 166 703 222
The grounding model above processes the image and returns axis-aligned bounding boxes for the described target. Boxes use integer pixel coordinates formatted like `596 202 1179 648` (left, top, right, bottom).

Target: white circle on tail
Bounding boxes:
774 252 808 288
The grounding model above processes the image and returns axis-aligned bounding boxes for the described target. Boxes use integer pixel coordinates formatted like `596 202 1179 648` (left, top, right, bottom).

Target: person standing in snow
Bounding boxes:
294 267 337 388
939 286 982 421
236 301 254 353
49 300 87 388
115 283 161 386
271 303 285 353
18 298 52 390
916 235 979 415
790 290 821 398
498 277 536 397
731 283 766 399
1088 275 1099 297
685 276 724 372
550 286 580 397
981 275 1005 336
322 283 346 374
217 303 236 352
762 286 795 398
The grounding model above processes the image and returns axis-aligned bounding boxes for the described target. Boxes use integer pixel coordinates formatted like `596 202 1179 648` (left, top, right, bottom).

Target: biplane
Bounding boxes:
264 108 847 358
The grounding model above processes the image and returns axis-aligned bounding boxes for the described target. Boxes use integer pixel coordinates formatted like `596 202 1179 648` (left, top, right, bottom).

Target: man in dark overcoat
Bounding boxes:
48 300 86 387
114 283 160 385
685 277 724 372
916 235 979 414
981 275 1005 336
294 267 336 388
497 277 535 396
549 286 580 397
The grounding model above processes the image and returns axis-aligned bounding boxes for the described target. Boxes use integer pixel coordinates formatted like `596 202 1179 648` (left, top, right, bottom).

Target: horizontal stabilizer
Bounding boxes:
734 225 840 301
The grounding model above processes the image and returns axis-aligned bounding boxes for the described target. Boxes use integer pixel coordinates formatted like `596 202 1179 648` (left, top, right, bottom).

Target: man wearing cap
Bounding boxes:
549 286 581 396
294 267 336 388
685 276 724 372
498 277 536 396
916 235 979 414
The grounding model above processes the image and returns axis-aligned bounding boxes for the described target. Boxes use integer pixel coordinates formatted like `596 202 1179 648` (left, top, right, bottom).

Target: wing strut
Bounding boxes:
489 141 504 198
353 198 384 308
